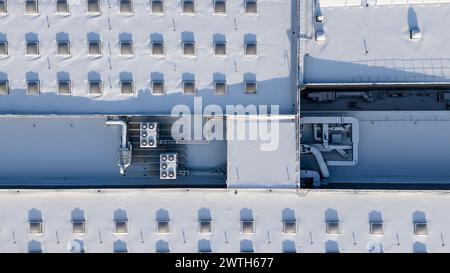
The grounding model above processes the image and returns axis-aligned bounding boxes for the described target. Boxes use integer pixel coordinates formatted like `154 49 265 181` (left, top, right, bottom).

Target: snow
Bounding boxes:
0 188 448 252
226 115 298 188
303 3 450 83
0 0 296 114
302 111 450 183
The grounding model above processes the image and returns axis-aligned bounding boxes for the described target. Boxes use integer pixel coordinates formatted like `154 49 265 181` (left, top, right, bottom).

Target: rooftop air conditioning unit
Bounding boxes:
140 122 158 148
160 153 177 180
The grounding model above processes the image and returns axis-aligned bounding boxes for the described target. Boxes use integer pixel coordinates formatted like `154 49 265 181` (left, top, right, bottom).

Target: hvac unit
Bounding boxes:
160 153 177 180
140 122 158 148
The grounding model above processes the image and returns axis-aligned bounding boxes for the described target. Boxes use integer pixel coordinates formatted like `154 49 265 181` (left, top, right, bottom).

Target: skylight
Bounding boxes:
241 220 255 234
25 0 38 15
326 221 340 235
114 220 129 234
29 221 43 235
56 0 69 14
156 220 171 234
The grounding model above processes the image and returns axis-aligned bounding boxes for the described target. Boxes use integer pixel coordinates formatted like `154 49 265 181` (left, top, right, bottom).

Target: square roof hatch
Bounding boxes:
245 42 257 56
58 80 71 94
214 0 226 14
156 220 170 234
57 41 70 55
114 220 128 234
370 222 384 236
120 0 133 13
72 220 86 234
27 80 40 95
89 80 102 94
152 42 164 55
152 80 165 94
245 0 257 14
245 81 257 94
26 42 39 55
241 220 255 234
120 41 133 55
0 41 8 55
88 41 101 55
199 221 212 234
0 80 8 95
120 80 134 94
87 0 100 13
214 42 226 56
29 221 43 235
214 81 227 95
283 220 297 234
151 0 163 13
414 222 428 236
56 0 69 13
326 221 340 235
0 0 7 15
183 81 195 94
25 0 39 15
183 42 195 56
182 0 195 14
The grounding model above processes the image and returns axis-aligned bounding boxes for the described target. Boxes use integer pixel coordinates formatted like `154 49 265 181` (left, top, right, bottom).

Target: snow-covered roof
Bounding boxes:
0 0 296 115
303 2 450 83
0 188 448 253
301 111 450 184
226 115 298 188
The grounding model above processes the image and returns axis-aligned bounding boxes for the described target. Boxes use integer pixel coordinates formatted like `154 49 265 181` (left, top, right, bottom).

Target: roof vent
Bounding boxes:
72 220 86 234
414 222 427 236
0 0 7 15
29 221 43 235
326 221 340 235
156 220 171 234
370 222 383 236
56 0 69 14
315 31 326 43
410 28 422 41
241 220 255 234
25 0 39 15
283 220 297 234
114 220 129 234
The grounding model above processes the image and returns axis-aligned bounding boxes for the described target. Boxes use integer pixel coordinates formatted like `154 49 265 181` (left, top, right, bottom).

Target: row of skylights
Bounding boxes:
324 221 428 236
0 0 258 15
26 218 430 237
0 39 258 57
26 219 294 235
0 78 258 95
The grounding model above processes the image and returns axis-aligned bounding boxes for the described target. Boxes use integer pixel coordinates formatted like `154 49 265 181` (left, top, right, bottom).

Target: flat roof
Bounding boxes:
0 0 296 115
0 188 446 252
303 3 450 83
226 116 298 188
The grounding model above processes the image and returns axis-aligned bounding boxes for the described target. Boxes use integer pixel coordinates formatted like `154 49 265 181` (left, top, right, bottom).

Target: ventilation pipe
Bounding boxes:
301 144 330 178
106 120 128 149
106 118 132 175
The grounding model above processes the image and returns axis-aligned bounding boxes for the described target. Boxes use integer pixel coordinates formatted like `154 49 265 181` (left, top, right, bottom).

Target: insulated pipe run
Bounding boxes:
106 120 128 148
301 144 330 179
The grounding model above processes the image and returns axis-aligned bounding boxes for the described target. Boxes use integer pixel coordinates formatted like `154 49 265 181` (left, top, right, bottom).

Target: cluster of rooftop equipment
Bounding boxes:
300 116 359 187
106 119 179 180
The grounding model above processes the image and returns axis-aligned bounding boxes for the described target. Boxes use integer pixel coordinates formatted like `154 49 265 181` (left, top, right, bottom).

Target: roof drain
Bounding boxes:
106 119 132 175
